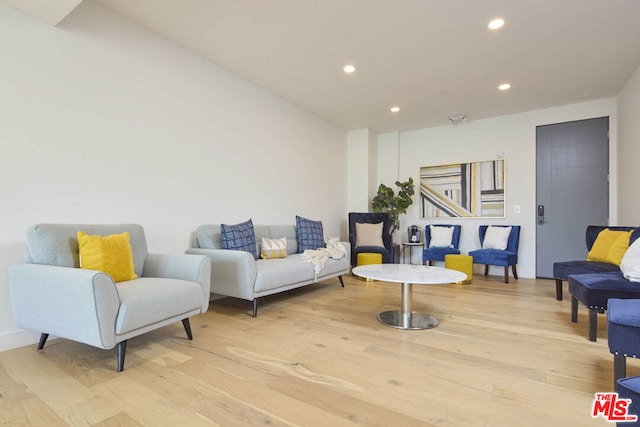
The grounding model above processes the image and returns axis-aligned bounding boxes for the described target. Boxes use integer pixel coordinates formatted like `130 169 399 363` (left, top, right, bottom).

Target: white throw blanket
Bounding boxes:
301 237 347 281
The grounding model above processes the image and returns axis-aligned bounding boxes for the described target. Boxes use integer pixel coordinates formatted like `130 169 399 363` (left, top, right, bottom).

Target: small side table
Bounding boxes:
401 242 424 264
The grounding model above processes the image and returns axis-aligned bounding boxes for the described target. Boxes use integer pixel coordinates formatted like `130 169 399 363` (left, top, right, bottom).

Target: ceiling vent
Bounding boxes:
448 114 467 124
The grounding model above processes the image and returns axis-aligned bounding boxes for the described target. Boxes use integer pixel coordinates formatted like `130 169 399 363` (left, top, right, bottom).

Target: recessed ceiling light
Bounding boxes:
488 18 504 30
390 106 400 113
343 64 356 74
498 83 511 91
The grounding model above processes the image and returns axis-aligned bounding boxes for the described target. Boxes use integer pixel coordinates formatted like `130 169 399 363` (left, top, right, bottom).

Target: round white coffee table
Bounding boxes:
352 264 467 330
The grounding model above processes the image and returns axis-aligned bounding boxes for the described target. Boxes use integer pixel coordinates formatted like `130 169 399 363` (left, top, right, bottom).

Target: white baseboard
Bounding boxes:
0 328 42 352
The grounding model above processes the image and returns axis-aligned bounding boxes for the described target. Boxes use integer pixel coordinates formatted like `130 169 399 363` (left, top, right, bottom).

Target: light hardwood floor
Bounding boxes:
0 273 629 426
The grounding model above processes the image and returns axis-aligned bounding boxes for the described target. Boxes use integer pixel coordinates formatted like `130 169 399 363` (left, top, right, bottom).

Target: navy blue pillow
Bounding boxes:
296 215 325 252
221 219 258 259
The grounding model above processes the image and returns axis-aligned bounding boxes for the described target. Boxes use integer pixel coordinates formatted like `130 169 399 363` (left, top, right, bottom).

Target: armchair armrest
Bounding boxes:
8 264 120 349
185 248 257 301
143 253 211 312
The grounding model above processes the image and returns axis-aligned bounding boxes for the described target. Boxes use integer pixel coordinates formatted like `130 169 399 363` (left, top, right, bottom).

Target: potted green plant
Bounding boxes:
371 177 415 236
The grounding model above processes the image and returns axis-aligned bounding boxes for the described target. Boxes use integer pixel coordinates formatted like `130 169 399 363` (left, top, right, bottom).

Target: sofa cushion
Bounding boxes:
316 254 350 277
221 219 258 259
608 298 640 357
115 278 203 335
554 260 621 281
196 225 222 249
266 225 298 255
587 229 632 266
25 223 148 277
254 255 315 292
77 231 138 283
296 215 325 252
469 248 517 267
569 272 640 309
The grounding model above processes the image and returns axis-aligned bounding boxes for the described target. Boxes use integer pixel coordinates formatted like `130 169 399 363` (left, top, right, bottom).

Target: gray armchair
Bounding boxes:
8 224 211 372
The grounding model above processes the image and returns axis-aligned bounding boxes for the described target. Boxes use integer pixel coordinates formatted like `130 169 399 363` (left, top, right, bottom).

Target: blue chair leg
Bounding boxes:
589 308 598 342
556 279 563 301
614 354 627 386
571 296 578 322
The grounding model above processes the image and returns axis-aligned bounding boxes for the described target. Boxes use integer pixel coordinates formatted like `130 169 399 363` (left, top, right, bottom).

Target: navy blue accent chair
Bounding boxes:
348 212 394 266
608 299 640 385
422 225 461 266
469 225 521 283
553 226 639 301
570 273 640 342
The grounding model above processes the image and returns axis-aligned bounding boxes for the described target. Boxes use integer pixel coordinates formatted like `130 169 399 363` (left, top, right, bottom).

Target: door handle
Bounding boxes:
537 205 545 225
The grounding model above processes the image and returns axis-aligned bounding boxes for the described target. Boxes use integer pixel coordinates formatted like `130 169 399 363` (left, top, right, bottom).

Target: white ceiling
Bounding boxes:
9 0 640 132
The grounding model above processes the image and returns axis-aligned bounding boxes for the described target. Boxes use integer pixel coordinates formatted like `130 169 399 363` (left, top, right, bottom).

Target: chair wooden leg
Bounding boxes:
589 308 598 342
252 299 258 317
503 267 509 284
37 333 49 350
555 279 563 301
182 318 193 340
117 340 127 372
614 353 627 386
571 296 578 323
511 265 518 280
484 265 489 276
338 275 344 287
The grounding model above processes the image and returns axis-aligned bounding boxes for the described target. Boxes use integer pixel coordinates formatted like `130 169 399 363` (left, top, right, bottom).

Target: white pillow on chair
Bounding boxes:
621 238 640 282
355 222 384 248
429 226 454 248
482 226 512 250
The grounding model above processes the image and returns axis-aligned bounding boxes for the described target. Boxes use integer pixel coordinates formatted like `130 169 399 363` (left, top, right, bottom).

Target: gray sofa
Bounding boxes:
186 224 350 316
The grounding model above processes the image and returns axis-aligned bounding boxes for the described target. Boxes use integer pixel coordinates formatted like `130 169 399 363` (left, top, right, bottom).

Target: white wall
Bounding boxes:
376 132 399 197
618 64 640 225
346 128 376 213
0 2 347 350
390 99 618 272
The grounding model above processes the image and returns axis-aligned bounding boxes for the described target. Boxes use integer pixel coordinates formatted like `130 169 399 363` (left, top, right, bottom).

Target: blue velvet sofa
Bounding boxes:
553 225 638 300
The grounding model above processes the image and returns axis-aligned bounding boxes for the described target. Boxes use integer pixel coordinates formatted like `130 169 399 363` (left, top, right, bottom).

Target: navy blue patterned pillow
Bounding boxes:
221 219 258 259
296 215 325 252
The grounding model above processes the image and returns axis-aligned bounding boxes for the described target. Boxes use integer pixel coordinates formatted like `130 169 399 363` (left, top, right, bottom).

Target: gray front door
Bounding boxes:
536 117 609 278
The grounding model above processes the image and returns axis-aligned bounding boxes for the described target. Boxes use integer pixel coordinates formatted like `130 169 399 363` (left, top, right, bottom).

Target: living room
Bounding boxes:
1 1 640 425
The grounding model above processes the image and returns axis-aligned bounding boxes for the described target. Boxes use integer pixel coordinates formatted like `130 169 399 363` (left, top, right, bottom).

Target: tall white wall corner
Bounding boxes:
347 128 377 212
377 131 400 187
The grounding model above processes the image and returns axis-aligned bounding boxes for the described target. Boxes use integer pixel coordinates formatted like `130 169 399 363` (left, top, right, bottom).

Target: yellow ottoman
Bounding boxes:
355 253 383 281
357 252 383 266
445 254 473 284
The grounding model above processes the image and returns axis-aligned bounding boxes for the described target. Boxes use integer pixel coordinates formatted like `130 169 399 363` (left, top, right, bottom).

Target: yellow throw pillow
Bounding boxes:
261 237 288 259
587 229 632 266
77 231 138 282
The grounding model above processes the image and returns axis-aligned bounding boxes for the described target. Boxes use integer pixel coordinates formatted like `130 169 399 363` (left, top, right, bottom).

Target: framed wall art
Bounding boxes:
420 159 505 218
